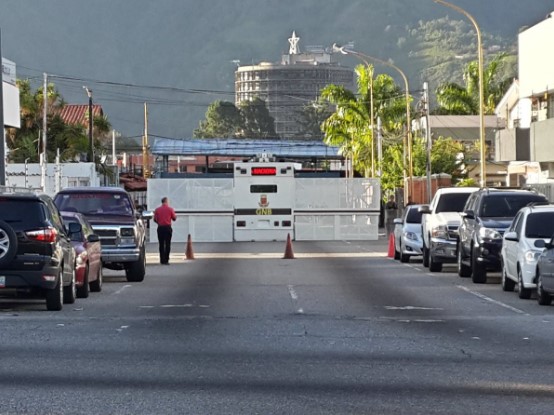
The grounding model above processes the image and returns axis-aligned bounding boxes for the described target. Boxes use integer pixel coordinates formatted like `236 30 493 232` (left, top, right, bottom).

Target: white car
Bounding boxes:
393 204 424 263
501 204 554 299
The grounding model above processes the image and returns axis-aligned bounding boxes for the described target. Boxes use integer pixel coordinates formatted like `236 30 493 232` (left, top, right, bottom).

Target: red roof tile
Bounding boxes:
56 104 103 126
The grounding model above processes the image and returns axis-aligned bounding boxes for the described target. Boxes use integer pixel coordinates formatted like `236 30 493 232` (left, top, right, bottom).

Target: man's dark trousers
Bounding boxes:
157 225 173 264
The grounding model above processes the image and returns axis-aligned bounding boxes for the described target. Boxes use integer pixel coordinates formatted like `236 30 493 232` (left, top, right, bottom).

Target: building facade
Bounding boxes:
235 32 354 139
495 11 554 183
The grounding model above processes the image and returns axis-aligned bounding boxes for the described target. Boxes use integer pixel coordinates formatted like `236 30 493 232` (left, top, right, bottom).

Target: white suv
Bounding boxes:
501 204 554 299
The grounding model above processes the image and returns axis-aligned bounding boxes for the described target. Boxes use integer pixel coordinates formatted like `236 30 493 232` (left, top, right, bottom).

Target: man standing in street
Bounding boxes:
154 197 177 265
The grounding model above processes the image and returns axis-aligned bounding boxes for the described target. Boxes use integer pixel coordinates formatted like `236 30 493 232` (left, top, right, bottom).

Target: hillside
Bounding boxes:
1 0 551 139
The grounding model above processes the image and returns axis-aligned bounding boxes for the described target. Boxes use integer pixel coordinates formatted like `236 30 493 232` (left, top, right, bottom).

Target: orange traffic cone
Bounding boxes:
387 233 395 258
185 234 195 260
283 233 295 259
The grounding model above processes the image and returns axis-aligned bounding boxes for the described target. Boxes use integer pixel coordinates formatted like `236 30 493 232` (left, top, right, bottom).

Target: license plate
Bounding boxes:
0 276 5 288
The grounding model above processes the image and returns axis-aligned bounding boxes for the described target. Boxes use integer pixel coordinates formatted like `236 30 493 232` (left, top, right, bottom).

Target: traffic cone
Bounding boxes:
387 233 395 258
185 234 195 260
283 233 295 259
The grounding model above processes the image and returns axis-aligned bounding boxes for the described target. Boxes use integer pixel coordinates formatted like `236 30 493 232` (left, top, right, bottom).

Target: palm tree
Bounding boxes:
435 53 511 115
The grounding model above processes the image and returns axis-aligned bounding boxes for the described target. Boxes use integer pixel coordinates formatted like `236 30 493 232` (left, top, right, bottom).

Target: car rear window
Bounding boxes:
405 207 423 224
480 194 547 218
0 199 45 229
435 193 472 213
525 212 554 238
55 192 133 216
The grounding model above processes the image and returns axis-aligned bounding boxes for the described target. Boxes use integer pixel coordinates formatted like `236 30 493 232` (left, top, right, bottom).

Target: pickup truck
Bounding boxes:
54 187 153 282
419 187 478 272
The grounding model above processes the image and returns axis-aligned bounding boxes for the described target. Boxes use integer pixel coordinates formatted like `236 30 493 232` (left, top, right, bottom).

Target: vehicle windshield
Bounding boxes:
405 207 423 224
525 212 554 238
479 195 546 218
55 193 133 216
435 193 472 213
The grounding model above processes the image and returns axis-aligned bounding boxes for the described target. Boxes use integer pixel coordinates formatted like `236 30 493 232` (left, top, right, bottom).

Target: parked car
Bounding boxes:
393 204 423 263
536 236 554 305
61 211 103 298
54 187 152 282
457 188 548 283
420 187 479 272
501 204 554 299
0 190 78 310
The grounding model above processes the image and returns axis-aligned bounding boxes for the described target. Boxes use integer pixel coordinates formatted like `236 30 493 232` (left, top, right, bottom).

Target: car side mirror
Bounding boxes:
141 210 154 220
418 205 431 214
87 234 100 243
462 210 475 220
68 222 82 235
504 231 518 242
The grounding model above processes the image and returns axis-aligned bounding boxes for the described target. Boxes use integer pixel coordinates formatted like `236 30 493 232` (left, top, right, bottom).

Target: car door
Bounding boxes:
459 193 478 259
541 244 554 291
81 216 102 276
504 212 523 279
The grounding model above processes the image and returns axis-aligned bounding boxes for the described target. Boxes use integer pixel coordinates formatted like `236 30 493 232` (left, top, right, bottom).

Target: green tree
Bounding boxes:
193 100 242 138
435 53 513 115
238 97 277 138
320 64 408 180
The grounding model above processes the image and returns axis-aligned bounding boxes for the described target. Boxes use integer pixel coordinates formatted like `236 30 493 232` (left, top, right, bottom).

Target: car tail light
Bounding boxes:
26 227 58 243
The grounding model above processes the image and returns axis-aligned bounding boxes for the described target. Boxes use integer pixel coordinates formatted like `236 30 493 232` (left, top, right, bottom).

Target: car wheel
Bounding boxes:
429 252 442 272
63 267 77 304
457 243 471 278
90 266 103 293
422 243 429 268
471 249 487 284
46 269 63 311
517 267 532 299
0 220 18 267
76 264 90 298
501 261 515 292
537 271 552 306
126 247 146 282
400 242 409 263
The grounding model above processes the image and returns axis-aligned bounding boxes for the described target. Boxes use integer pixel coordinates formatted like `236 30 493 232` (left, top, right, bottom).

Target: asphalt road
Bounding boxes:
1 237 553 414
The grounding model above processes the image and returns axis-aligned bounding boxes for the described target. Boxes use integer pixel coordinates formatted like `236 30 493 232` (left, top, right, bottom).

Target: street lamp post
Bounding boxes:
433 0 486 187
83 86 93 163
334 44 413 200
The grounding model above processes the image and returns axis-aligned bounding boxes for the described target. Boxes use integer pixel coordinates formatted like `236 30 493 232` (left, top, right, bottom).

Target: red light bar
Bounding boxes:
251 167 277 176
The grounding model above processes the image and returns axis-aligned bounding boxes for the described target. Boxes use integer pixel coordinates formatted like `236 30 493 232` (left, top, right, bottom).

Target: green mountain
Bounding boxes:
0 0 550 139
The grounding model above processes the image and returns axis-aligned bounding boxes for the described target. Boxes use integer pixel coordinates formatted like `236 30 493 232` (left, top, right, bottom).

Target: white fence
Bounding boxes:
147 177 380 242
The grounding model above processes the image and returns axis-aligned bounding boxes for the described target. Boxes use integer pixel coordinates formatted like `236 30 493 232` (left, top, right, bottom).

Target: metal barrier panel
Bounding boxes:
147 177 381 242
295 178 380 210
147 178 234 242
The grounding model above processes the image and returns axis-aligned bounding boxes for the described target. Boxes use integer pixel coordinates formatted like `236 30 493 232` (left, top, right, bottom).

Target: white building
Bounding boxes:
495 11 554 184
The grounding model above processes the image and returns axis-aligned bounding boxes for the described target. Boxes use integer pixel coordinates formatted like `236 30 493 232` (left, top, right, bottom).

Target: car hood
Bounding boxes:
435 212 462 227
403 223 423 235
82 214 136 226
480 218 513 229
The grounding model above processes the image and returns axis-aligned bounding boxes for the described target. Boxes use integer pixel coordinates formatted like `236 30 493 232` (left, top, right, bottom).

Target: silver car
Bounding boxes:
536 235 554 306
393 204 424 263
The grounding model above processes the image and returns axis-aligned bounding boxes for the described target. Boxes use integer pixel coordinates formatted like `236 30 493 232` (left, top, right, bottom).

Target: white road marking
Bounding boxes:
116 325 129 333
287 285 298 300
114 284 132 295
456 285 528 315
385 306 443 311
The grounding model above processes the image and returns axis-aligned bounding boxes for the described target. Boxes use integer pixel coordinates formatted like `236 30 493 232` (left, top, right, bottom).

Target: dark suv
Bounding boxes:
457 188 548 283
0 190 79 310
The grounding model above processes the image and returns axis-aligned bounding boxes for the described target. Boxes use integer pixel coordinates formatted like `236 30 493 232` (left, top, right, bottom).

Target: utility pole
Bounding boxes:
0 28 5 186
84 86 93 163
377 116 383 178
142 102 149 178
423 82 432 204
41 73 48 192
